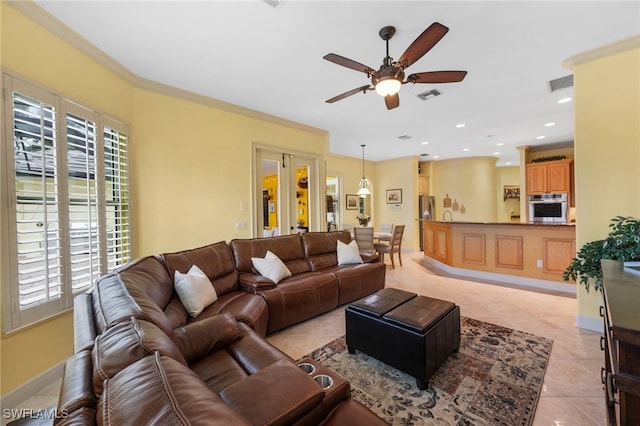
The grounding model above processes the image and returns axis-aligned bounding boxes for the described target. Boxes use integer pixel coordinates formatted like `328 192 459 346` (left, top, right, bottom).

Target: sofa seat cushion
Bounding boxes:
98 353 251 425
161 241 240 297
193 290 269 338
320 262 386 305
260 272 339 333
220 359 325 426
190 322 291 392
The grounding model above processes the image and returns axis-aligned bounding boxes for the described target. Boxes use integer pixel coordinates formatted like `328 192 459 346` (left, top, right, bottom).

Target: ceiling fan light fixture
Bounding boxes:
373 66 404 97
375 77 402 96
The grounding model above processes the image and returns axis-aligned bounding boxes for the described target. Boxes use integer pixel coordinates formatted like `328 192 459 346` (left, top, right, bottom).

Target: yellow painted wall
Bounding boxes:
1 3 134 395
130 88 328 256
262 174 278 229
432 157 498 223
570 42 640 325
374 157 419 250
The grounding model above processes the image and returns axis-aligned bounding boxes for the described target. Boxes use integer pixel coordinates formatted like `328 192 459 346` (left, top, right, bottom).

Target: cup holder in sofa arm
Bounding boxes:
220 359 325 426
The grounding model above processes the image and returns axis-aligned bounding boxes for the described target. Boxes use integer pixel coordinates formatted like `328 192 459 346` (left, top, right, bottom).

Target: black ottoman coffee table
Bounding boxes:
345 287 460 389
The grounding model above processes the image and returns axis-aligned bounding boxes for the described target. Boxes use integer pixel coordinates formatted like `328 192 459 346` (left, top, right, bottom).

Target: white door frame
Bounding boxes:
252 143 325 236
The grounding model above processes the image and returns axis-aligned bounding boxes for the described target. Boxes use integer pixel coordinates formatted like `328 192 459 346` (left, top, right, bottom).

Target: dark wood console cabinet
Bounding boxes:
601 259 640 425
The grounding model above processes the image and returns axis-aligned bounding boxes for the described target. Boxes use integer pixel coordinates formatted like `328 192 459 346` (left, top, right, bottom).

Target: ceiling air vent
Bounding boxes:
263 0 286 8
548 75 573 92
417 89 441 101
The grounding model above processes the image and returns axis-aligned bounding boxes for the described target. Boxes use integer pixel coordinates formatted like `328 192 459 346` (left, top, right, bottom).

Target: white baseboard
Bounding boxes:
0 361 64 411
576 314 604 333
420 256 576 296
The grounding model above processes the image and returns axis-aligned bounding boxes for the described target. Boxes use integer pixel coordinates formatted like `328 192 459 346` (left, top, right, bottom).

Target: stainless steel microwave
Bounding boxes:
528 193 568 223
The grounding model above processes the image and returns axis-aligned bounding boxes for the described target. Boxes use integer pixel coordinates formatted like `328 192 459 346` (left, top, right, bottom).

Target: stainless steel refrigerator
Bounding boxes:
418 195 436 251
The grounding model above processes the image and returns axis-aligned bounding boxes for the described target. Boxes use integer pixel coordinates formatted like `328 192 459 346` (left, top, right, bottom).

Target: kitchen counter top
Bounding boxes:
418 219 575 226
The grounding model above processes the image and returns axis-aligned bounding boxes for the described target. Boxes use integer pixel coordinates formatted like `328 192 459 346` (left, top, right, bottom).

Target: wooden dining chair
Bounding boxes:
376 223 394 242
353 226 375 255
374 225 405 268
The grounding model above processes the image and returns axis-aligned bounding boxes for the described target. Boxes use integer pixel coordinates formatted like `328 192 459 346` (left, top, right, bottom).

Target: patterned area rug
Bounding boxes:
304 317 553 425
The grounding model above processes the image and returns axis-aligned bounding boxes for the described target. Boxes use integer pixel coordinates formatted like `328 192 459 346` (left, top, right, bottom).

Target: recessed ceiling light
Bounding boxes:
493 151 500 155
433 156 440 159
506 162 512 166
421 141 429 145
456 123 466 128
463 148 470 152
557 97 572 104
545 122 556 127
536 136 546 140
497 142 505 146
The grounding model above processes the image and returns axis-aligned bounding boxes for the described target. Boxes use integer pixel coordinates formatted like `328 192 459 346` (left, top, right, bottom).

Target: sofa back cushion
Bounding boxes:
161 241 239 297
302 231 352 271
230 235 310 275
98 353 251 426
92 256 178 335
92 317 187 397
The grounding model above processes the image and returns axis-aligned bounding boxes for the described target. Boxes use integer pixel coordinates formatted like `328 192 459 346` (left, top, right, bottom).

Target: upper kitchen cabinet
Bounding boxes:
418 175 430 195
526 159 573 194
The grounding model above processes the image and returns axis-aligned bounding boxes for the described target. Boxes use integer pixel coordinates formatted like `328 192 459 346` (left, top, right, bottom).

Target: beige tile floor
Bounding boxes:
14 252 606 426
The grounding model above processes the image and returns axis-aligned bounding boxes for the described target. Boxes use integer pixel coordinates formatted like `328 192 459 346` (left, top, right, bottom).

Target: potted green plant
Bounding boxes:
563 216 640 292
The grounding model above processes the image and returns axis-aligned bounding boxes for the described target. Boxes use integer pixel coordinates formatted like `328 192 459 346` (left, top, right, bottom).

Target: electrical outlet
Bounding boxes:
536 259 543 268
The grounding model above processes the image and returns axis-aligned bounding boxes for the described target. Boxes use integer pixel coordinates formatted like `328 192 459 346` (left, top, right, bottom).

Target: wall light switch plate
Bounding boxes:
235 222 246 230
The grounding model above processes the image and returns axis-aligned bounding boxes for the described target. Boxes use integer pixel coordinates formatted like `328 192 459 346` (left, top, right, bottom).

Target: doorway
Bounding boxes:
255 148 320 236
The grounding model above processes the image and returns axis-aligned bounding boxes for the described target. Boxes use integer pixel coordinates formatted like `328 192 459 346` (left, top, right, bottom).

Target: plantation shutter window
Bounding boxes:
2 74 132 332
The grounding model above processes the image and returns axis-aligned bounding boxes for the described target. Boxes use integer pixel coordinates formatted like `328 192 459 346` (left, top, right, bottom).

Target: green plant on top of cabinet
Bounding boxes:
526 159 573 195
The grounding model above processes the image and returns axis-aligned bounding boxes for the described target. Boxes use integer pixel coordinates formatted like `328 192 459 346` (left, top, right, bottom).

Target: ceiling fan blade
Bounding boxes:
407 70 468 84
385 93 399 110
323 53 375 75
326 85 372 103
398 22 449 68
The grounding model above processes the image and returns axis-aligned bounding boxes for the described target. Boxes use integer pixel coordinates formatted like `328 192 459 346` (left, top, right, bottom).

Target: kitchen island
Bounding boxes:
421 221 576 293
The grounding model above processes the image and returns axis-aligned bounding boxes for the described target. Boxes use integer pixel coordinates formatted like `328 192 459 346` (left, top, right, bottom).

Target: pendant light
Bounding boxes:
357 144 371 196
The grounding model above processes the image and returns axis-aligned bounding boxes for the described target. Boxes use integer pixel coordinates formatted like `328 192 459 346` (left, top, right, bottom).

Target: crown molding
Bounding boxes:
6 1 328 137
563 35 640 70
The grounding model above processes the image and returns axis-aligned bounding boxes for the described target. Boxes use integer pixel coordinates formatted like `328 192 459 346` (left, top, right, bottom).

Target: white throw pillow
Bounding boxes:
337 240 364 265
174 265 218 318
251 250 292 284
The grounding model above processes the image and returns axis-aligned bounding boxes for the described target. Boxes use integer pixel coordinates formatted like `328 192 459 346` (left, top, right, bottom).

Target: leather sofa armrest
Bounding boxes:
220 359 324 426
173 312 243 364
73 292 97 353
361 253 380 263
238 272 277 293
56 350 96 418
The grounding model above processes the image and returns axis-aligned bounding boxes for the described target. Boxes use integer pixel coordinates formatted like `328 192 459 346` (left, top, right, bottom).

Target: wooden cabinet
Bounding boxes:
525 159 572 194
418 175 429 195
601 260 640 426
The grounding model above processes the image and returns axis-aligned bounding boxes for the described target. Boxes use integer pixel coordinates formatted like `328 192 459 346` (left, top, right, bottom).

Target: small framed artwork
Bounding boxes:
346 194 359 210
386 188 403 204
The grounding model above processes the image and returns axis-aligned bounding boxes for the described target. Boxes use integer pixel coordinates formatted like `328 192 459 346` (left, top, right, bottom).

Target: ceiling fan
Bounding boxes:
323 23 467 110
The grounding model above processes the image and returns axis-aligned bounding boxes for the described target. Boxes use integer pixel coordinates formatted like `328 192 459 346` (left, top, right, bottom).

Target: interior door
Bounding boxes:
255 148 319 236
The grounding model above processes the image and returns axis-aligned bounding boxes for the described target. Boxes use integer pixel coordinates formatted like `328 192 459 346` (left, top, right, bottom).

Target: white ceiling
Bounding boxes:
33 0 639 165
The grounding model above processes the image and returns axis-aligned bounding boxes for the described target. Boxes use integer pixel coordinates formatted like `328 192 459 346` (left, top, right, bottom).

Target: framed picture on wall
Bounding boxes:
386 189 403 204
346 194 359 210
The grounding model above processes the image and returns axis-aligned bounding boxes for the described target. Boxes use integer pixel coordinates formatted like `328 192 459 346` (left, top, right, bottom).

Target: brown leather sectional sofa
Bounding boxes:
55 230 387 425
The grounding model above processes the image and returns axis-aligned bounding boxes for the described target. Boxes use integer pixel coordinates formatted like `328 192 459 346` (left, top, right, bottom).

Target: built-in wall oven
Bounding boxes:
528 193 568 223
